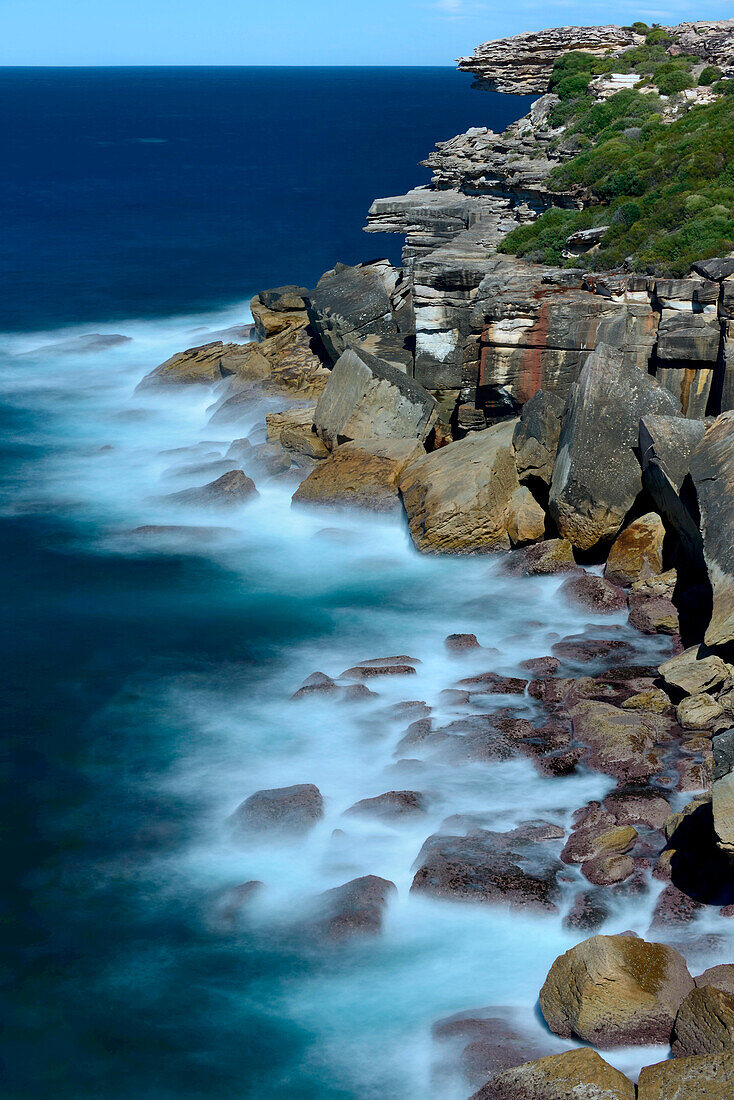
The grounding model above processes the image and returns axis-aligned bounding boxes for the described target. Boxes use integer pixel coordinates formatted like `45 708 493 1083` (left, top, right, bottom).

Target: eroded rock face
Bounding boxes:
232 783 324 835
672 985 734 1057
690 412 734 647
604 514 665 588
313 347 437 449
549 345 680 551
139 340 252 387
658 646 730 696
305 260 400 364
512 390 564 485
292 437 425 512
539 934 694 1047
399 420 519 553
637 1052 734 1099
457 25 641 94
470 1047 635 1100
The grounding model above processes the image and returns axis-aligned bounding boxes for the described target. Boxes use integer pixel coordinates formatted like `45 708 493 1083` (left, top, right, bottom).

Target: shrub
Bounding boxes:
699 65 722 86
655 70 694 96
554 72 592 100
646 28 672 45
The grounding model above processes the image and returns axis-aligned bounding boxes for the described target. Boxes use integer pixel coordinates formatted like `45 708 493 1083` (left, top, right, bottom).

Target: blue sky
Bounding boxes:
1 0 733 65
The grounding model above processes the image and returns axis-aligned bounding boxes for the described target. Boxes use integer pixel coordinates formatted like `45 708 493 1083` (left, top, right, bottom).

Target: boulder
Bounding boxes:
313 347 436 449
265 403 318 443
305 261 399 364
506 485 546 545
291 437 424 512
548 344 680 551
138 340 252 387
411 825 563 913
561 824 637 865
672 985 734 1057
695 965 734 995
250 285 308 339
690 412 734 646
569 700 671 781
343 790 426 821
604 514 665 588
502 538 576 576
399 421 520 553
658 645 730 696
512 390 564 485
560 573 628 613
168 469 258 508
638 415 706 569
676 693 725 729
307 875 396 941
637 1053 734 1099
445 633 481 652
628 593 679 635
581 853 635 886
470 1048 634 1100
539 933 694 1047
232 783 324 834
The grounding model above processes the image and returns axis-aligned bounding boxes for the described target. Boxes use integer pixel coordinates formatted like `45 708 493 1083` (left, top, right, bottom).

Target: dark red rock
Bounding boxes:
521 656 561 676
231 783 324 835
628 592 679 635
291 671 338 699
695 964 734 994
527 677 575 707
603 785 672 830
340 683 379 703
341 663 417 680
651 884 705 929
564 889 610 932
456 671 528 694
433 1010 556 1088
552 635 635 664
560 572 628 614
308 875 396 941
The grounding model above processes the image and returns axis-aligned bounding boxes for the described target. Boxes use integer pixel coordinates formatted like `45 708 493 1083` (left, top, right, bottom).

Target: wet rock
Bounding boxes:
399 420 519 553
628 593 680 635
502 538 576 576
210 881 264 928
292 437 425 512
677 693 725 730
604 513 665 589
651 884 704 929
581 852 635 886
659 646 730 696
539 933 694 1047
232 783 324 835
548 344 680 552
308 875 396 941
512 390 564 486
291 671 339 699
620 688 671 713
340 683 378 703
139 340 251 387
561 824 637 865
168 469 258 507
343 790 426 821
470 1048 635 1100
456 671 528 694
603 786 672 830
445 633 481 652
341 660 417 680
432 1009 556 1088
569 700 672 781
551 635 634 664
696 965 734 995
521 656 560 676
560 573 628 614
672 985 734 1057
690 412 734 647
564 889 610 933
637 1052 734 1099
411 825 563 913
313 346 436 449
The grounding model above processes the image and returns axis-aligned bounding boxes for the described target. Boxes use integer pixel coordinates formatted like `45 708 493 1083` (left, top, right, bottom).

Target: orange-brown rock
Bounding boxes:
292 437 425 512
672 985 734 1057
637 1052 734 1099
604 513 665 588
470 1047 634 1100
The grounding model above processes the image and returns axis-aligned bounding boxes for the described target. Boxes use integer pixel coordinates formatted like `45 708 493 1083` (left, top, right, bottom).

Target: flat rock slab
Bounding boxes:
658 645 730 696
539 933 694 1047
399 420 519 553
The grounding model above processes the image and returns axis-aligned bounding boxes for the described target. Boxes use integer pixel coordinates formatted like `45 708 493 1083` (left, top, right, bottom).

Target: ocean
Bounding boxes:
0 67 700 1099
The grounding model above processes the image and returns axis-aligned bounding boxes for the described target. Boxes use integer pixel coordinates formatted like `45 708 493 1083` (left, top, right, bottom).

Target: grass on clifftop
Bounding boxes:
499 27 734 275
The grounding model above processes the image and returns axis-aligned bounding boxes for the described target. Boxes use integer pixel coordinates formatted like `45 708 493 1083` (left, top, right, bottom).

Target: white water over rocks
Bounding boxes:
3 302 732 1099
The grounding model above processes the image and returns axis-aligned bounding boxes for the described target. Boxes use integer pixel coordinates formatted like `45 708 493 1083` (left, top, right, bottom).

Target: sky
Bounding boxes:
0 0 732 65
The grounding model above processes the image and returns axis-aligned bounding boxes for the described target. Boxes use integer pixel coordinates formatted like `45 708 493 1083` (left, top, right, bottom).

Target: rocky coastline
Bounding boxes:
138 19 734 1098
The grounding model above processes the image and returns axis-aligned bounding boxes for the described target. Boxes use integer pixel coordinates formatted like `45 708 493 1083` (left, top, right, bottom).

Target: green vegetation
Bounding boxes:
499 27 734 276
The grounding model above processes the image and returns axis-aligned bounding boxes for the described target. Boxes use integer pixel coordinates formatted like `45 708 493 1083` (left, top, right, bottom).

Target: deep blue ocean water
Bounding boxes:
1 68 685 1100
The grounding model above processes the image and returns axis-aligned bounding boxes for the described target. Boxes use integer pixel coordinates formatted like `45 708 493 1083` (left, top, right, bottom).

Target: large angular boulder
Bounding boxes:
512 390 564 485
637 1053 734 1099
313 347 436 449
713 728 734 853
690 412 734 646
658 645 730 696
305 261 399 364
506 485 546 545
638 414 706 568
471 1048 634 1100
672 985 734 1057
604 513 665 588
399 420 520 553
139 340 253 387
539 934 694 1047
548 344 680 551
292 437 424 512
250 285 308 339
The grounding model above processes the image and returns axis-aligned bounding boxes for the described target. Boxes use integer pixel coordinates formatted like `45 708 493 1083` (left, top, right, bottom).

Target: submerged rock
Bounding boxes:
539 933 694 1047
343 790 426 821
231 783 324 835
